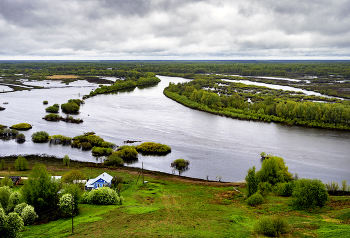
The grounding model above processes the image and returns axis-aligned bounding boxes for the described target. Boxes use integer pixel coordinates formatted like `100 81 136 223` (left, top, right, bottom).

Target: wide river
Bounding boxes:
1 76 349 184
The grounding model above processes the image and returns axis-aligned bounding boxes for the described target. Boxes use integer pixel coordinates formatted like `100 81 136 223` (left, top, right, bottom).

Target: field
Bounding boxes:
47 75 79 80
1 156 349 237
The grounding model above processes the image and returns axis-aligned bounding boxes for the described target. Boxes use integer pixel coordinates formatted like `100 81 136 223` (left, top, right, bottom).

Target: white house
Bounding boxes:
85 172 113 190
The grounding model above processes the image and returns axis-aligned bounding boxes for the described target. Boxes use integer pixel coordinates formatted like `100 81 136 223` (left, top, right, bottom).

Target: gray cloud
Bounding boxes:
0 0 349 59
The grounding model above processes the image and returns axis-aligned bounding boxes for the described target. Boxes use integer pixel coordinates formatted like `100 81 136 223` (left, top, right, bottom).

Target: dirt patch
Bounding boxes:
47 75 79 80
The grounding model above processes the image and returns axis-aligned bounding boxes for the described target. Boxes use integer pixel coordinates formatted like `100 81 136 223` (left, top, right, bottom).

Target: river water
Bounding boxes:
0 76 349 184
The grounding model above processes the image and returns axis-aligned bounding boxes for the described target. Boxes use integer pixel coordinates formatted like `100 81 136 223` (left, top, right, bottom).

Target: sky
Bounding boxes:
0 0 350 60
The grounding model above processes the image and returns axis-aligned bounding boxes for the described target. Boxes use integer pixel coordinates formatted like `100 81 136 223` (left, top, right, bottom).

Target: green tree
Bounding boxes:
62 155 70 167
245 166 258 197
256 156 292 185
62 170 85 184
0 159 6 170
6 212 24 238
171 159 190 175
0 186 12 210
21 164 60 213
14 156 28 171
111 175 123 195
1 177 13 188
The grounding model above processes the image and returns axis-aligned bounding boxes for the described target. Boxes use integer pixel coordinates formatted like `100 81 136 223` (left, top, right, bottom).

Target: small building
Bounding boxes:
85 172 113 190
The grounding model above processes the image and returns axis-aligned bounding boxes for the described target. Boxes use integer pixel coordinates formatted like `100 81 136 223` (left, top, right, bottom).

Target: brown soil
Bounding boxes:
47 75 79 79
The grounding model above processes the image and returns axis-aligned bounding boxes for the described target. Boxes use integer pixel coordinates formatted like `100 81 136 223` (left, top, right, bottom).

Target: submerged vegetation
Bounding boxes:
135 142 171 155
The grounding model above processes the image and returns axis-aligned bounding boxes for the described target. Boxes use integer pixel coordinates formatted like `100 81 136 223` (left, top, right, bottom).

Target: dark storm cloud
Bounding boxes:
0 0 349 59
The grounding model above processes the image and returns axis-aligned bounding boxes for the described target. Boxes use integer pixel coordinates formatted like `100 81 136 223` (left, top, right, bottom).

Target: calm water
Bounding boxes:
1 76 350 184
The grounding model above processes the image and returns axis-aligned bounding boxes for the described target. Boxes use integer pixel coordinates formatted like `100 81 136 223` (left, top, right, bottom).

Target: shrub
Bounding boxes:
44 113 61 121
116 146 138 160
104 154 124 166
62 170 85 184
87 187 122 205
135 142 171 155
171 159 190 175
31 131 49 143
92 146 113 156
14 156 28 171
45 106 59 113
53 103 60 108
246 192 264 206
111 175 124 195
61 184 82 210
58 194 74 214
15 133 25 143
80 192 90 204
81 142 92 150
245 166 258 198
7 192 22 213
0 159 5 170
10 123 32 130
21 205 38 225
256 156 292 185
61 102 79 113
68 99 84 106
49 135 72 145
43 100 48 104
258 182 272 198
6 212 24 238
0 208 6 235
292 178 329 209
276 182 294 197
63 155 70 166
254 216 289 237
14 203 27 215
1 177 13 188
0 186 12 209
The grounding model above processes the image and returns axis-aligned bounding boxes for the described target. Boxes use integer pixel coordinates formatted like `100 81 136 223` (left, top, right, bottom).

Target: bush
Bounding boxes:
14 156 28 171
0 208 6 235
68 99 84 106
45 106 59 113
276 182 294 197
49 135 72 145
21 205 38 225
254 216 289 237
104 154 124 166
6 212 24 238
63 155 70 166
171 159 189 175
292 178 329 209
53 103 60 108
44 113 61 121
61 184 82 210
31 131 49 143
61 102 79 113
116 146 138 160
15 133 25 143
0 186 12 209
10 123 32 130
1 177 13 188
62 170 85 184
92 146 113 156
43 100 48 104
58 194 74 214
86 187 122 205
246 192 264 206
258 182 272 198
135 142 171 155
7 192 22 213
80 192 90 204
245 166 258 198
0 159 5 170
256 156 292 185
14 203 27 215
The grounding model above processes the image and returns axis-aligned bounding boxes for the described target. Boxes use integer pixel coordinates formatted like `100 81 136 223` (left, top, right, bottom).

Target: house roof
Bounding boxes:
85 172 113 188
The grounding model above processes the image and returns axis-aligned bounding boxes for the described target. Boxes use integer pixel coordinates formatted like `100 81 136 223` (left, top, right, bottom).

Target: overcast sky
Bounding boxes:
0 0 350 60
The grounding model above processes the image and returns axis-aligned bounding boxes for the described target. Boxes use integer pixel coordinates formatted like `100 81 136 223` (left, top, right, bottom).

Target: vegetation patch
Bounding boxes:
10 123 32 130
135 142 171 155
124 206 160 214
45 106 59 113
31 131 49 143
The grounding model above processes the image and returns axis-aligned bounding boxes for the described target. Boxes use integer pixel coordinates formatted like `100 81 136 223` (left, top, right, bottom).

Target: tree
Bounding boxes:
62 170 85 184
111 175 123 195
245 166 258 197
21 205 38 225
7 192 22 213
63 155 70 167
6 212 24 238
58 194 74 215
21 164 60 213
0 186 12 210
171 159 190 175
1 177 13 188
256 156 292 185
0 159 6 170
14 156 28 171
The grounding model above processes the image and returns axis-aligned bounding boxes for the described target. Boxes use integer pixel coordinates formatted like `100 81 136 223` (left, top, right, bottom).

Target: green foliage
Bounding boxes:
245 166 258 197
53 103 59 108
21 205 38 225
58 194 74 214
258 182 272 198
21 164 60 213
0 159 5 170
136 142 171 155
116 146 138 160
111 175 123 195
6 212 24 238
10 123 32 130
14 203 27 215
31 131 49 143
246 192 264 206
171 159 190 175
104 153 124 166
326 181 339 193
256 156 292 185
61 102 79 113
7 192 22 213
341 180 347 192
15 133 25 143
0 186 12 209
71 132 115 150
45 106 59 113
68 99 84 106
43 100 48 104
61 184 82 211
292 178 329 209
49 135 72 145
0 208 6 236
85 187 123 205
14 156 28 171
62 155 70 166
276 182 294 197
62 170 85 184
91 146 113 156
254 216 289 237
1 177 13 188
44 113 61 121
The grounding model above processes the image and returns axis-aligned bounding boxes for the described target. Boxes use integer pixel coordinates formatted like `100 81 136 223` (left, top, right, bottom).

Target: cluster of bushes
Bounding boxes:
135 142 171 155
31 131 49 143
43 114 83 123
104 153 124 166
0 128 18 138
49 135 72 145
45 106 59 113
71 132 115 151
61 102 80 113
81 187 123 205
10 123 32 130
14 156 28 171
254 216 289 237
325 180 350 195
0 159 6 171
92 146 114 156
43 113 60 121
115 146 138 161
245 154 329 210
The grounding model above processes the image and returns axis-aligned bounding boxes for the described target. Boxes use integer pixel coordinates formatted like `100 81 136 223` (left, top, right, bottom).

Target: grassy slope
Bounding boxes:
1 158 350 237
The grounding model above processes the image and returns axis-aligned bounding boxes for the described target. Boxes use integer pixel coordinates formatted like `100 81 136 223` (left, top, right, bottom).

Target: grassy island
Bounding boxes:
135 142 171 155
10 123 32 130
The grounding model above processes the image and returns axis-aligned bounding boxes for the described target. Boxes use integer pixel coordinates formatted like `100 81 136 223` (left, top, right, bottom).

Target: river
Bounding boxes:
0 76 349 184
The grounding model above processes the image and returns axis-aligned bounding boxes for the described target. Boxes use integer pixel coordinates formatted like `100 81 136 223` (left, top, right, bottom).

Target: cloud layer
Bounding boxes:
0 0 349 59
